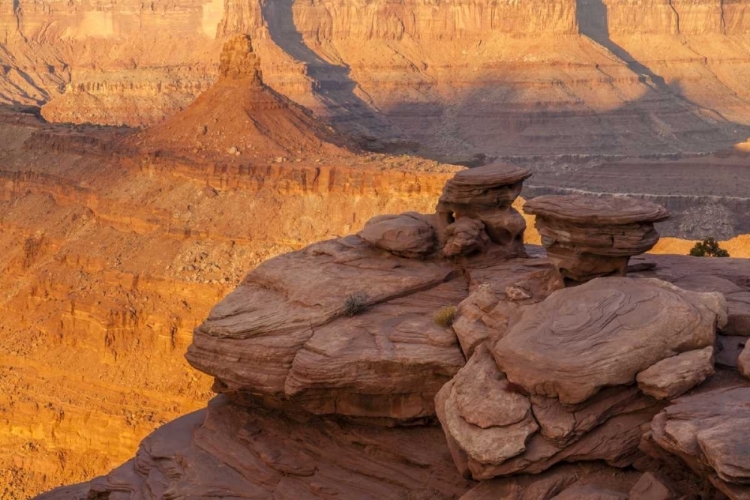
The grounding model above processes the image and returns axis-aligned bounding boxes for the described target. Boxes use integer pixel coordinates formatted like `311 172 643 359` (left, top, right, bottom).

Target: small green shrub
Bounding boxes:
434 306 458 328
344 292 368 316
690 238 730 258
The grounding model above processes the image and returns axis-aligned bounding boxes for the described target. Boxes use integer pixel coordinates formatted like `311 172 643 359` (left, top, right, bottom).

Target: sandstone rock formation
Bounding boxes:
524 195 670 282
0 38 461 497
4 0 750 161
648 386 750 499
36 169 750 500
437 164 531 258
636 347 716 400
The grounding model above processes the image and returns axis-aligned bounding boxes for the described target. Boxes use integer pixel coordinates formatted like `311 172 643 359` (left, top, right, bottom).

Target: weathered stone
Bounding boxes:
628 472 676 500
443 218 490 257
636 347 715 400
437 345 538 467
452 259 563 357
436 163 530 258
550 485 628 500
524 195 670 283
651 386 750 490
358 212 436 258
492 278 726 404
186 235 461 420
531 386 658 447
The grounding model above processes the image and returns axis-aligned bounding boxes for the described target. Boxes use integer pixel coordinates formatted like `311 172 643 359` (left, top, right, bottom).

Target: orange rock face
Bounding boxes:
2 0 750 157
0 37 461 496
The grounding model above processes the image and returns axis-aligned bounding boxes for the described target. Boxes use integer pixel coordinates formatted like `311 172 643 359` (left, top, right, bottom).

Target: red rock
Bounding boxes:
636 347 716 400
492 278 726 404
524 195 670 282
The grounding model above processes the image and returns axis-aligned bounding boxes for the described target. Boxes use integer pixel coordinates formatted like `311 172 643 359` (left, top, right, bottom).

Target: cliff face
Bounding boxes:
3 0 750 157
0 44 459 495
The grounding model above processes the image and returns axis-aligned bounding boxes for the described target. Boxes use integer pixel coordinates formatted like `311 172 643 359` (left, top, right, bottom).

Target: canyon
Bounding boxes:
2 0 750 160
1 0 750 497
36 163 750 500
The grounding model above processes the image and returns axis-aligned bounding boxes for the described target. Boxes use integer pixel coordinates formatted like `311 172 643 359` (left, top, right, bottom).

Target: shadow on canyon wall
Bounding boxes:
576 0 670 89
261 0 397 142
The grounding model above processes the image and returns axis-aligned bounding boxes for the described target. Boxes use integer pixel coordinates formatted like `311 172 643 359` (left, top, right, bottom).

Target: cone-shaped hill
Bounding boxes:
132 35 355 162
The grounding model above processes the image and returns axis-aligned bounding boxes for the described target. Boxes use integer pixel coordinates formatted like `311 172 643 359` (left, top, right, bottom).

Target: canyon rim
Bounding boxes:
0 0 749 498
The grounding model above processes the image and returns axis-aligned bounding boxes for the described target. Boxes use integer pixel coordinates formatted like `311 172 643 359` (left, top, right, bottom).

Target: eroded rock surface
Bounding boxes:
649 385 750 499
524 195 670 282
437 164 531 258
37 395 473 500
636 347 716 400
492 278 726 404
358 212 437 258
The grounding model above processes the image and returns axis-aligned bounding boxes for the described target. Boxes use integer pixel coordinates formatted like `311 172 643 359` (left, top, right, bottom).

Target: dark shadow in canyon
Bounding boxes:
576 0 671 89
261 0 396 142
380 83 750 240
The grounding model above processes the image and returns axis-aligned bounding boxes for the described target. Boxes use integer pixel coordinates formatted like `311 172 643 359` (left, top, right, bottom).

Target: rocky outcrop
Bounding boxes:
648 386 750 499
186 163 537 421
34 166 750 500
436 275 726 481
524 195 670 282
437 164 531 259
493 278 724 404
636 347 716 400
0 40 463 495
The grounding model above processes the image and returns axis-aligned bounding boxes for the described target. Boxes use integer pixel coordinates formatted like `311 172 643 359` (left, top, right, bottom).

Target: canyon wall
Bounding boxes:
3 0 750 157
0 109 456 497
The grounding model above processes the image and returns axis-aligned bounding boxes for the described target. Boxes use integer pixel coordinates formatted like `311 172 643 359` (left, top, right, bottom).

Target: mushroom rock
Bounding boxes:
523 194 670 283
492 278 726 405
436 163 531 258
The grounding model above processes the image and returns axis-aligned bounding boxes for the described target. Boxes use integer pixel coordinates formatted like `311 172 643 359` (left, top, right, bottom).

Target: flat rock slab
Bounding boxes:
492 277 726 404
636 347 715 400
358 212 436 258
524 194 670 225
284 279 467 419
630 255 750 337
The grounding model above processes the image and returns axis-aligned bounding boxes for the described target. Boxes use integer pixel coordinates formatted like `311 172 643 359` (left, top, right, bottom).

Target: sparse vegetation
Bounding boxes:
434 306 458 328
689 238 730 258
344 292 368 316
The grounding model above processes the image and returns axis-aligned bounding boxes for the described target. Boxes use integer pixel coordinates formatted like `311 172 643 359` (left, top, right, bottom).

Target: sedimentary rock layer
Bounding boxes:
3 0 750 157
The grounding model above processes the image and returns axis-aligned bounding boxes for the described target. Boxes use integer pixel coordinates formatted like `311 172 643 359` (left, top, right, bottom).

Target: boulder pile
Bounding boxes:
38 166 750 500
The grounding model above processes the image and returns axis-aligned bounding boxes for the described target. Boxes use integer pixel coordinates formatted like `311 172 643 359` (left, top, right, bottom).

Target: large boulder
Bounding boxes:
358 212 437 258
492 278 727 404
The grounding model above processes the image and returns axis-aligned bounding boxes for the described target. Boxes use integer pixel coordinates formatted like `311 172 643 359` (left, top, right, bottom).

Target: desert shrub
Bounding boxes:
434 306 458 328
690 238 730 258
344 292 368 316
